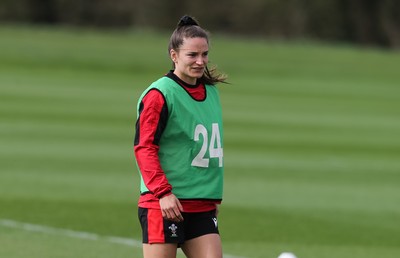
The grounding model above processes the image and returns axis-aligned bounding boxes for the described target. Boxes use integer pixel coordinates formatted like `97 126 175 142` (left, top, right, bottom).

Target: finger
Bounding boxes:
165 208 177 222
163 207 180 222
178 201 183 221
172 208 183 222
161 209 167 219
166 209 174 220
176 214 184 222
177 200 184 212
174 199 184 221
162 208 173 220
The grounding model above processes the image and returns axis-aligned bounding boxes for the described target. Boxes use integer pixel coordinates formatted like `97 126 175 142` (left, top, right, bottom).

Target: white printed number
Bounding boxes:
191 123 223 168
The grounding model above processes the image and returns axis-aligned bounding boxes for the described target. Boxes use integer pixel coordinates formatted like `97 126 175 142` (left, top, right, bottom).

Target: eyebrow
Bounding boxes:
183 50 209 54
180 49 209 52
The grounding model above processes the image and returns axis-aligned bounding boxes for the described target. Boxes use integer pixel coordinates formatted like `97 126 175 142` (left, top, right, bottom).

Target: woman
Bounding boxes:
134 15 227 258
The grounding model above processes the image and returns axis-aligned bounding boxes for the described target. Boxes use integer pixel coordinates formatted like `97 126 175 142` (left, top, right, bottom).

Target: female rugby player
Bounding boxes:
134 15 227 258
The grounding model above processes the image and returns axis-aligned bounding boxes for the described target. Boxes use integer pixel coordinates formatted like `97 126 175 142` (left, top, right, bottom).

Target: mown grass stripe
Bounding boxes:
0 219 247 258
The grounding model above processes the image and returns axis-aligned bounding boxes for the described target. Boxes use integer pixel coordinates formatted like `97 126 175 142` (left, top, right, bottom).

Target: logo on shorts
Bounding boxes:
169 223 178 237
212 217 218 228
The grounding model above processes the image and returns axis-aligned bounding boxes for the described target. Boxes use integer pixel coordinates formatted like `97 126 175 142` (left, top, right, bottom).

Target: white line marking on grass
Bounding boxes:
0 219 142 247
0 219 247 258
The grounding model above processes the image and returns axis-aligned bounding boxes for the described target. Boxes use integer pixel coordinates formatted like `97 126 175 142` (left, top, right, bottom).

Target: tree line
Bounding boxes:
1 0 399 48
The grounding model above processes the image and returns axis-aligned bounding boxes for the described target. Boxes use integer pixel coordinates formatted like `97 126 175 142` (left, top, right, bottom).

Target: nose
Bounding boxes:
196 56 206 65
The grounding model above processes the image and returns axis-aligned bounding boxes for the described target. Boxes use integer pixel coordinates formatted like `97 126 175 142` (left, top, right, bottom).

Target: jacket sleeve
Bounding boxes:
134 89 172 198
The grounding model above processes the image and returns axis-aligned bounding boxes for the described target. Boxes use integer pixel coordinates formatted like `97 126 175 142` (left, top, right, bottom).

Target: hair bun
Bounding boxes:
177 15 199 27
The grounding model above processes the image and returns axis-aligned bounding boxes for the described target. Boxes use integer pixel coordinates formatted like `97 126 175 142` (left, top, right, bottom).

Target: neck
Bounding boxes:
173 71 197 85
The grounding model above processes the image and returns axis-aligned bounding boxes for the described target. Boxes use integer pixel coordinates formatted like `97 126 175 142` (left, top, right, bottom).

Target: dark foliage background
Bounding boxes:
1 0 399 48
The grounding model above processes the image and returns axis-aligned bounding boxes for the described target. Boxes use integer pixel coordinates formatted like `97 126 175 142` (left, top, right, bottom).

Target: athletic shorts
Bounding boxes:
138 208 219 244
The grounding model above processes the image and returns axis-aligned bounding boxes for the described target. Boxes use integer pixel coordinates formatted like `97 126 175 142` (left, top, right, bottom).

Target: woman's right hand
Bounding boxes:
159 194 184 222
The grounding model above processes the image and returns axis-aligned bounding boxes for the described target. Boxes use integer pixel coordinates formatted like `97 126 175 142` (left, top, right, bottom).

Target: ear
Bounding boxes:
170 49 178 63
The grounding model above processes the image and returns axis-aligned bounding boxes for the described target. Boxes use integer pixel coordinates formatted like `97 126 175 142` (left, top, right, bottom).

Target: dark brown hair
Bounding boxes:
168 15 227 85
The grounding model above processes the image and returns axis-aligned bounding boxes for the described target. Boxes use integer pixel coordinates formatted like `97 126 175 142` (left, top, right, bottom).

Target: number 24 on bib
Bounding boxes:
191 123 223 168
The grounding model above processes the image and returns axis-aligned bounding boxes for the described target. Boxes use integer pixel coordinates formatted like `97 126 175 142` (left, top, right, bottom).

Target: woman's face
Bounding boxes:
170 37 209 85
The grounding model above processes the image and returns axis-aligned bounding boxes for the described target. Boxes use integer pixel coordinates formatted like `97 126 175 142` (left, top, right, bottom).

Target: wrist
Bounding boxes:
158 191 172 199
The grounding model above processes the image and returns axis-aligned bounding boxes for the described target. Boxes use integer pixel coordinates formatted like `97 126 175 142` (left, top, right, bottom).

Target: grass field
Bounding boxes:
0 25 400 258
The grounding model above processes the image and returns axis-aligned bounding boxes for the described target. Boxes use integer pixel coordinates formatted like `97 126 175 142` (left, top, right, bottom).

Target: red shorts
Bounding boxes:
138 208 219 244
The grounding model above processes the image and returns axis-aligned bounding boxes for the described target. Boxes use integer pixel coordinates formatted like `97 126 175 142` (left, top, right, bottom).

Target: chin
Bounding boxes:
192 72 203 78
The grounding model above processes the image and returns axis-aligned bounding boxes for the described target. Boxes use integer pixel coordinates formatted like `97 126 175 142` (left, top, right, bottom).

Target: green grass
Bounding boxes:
0 225 140 258
1 25 400 258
